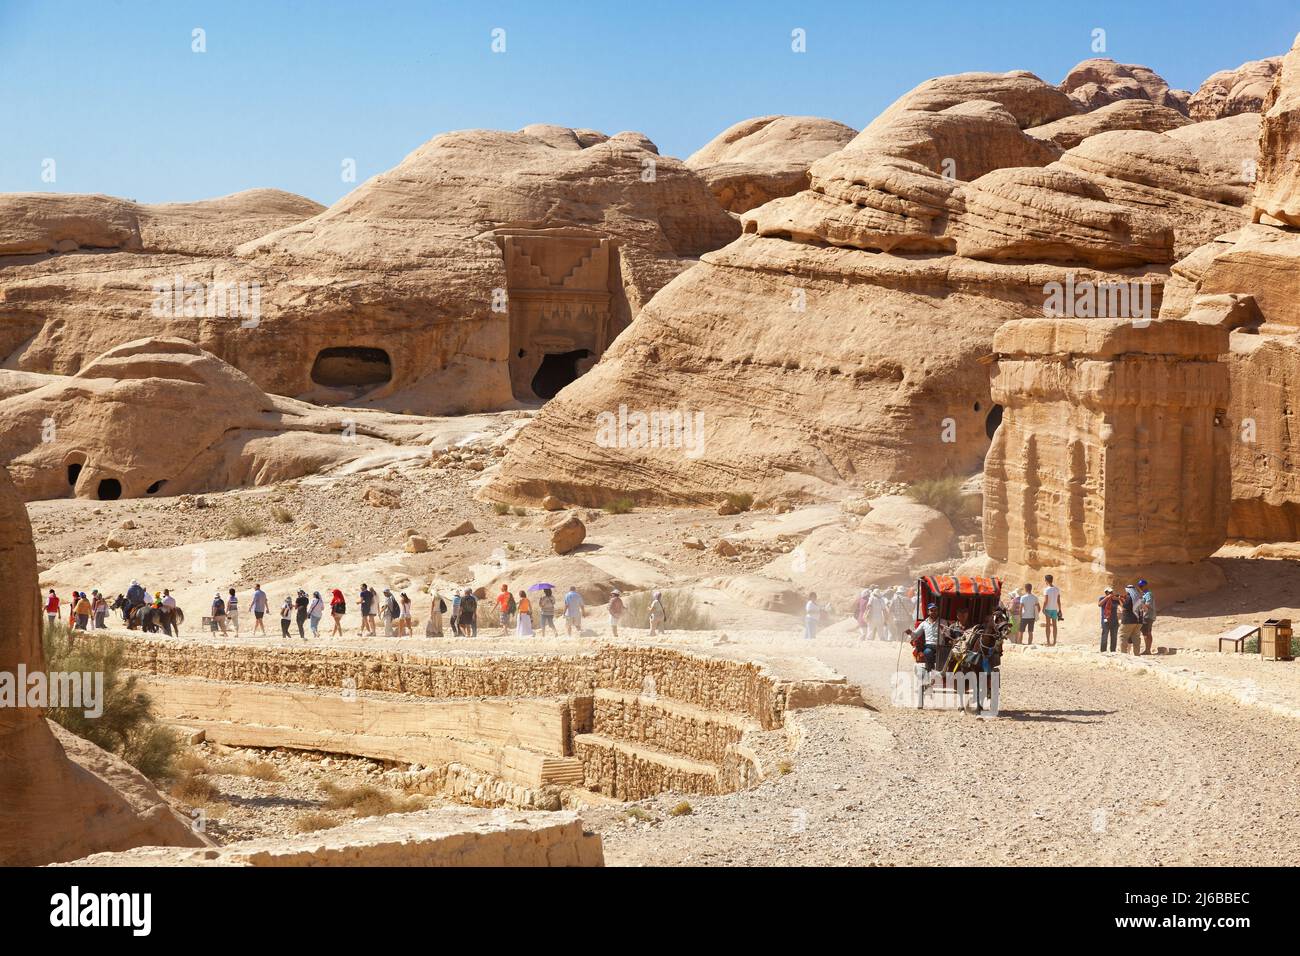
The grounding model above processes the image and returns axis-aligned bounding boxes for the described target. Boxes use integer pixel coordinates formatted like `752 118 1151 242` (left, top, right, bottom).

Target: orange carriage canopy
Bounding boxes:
921 575 1002 597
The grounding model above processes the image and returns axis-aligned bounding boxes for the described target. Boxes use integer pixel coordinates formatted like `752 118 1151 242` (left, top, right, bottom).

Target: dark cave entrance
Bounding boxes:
530 349 591 400
310 347 393 388
97 478 122 501
985 404 1004 439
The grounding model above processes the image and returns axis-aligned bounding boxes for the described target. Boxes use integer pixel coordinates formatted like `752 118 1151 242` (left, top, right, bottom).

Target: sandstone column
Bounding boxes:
982 318 1231 600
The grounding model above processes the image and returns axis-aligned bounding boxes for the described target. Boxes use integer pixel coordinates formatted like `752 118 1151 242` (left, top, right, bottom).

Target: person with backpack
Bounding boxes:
226 587 240 635
496 584 513 634
516 590 533 637
279 595 293 638
538 588 558 637
607 589 625 638
1097 586 1120 652
429 590 446 637
294 589 309 639
210 592 228 635
380 588 397 637
329 588 346 637
459 589 478 638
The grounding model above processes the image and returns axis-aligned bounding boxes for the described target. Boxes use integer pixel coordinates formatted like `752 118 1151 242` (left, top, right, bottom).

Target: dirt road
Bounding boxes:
590 640 1300 865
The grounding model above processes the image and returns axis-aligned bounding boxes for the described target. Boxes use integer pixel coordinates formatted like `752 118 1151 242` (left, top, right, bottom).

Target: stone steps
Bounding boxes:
573 732 723 801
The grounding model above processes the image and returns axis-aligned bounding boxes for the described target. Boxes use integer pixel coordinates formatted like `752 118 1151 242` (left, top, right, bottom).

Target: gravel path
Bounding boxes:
588 640 1300 866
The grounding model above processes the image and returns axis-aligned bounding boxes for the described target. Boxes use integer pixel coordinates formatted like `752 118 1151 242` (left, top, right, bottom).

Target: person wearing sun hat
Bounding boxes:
1097 586 1120 652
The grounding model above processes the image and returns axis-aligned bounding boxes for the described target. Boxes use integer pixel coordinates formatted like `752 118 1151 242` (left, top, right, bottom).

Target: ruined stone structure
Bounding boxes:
497 230 617 401
983 319 1231 598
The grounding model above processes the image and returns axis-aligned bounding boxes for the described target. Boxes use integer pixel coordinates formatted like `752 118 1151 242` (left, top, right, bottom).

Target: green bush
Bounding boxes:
904 477 979 521
42 622 181 780
622 589 715 631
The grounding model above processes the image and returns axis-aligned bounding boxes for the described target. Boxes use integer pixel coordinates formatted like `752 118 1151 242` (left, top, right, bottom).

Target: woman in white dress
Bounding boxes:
515 590 534 637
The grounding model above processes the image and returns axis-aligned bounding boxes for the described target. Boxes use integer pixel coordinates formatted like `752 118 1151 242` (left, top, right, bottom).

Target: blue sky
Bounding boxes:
1 0 1295 205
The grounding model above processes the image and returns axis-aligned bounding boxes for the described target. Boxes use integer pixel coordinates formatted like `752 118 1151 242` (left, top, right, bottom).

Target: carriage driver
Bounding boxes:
915 603 943 668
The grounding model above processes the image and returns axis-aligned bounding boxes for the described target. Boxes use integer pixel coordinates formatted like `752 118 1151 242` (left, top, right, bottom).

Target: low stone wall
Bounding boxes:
591 689 752 766
122 641 794 728
574 735 724 800
60 808 604 867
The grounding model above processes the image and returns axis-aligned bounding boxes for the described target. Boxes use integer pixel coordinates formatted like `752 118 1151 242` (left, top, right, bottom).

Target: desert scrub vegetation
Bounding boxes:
270 505 294 524
669 801 693 817
603 497 635 514
293 811 343 834
318 781 427 819
623 589 716 631
724 492 754 512
903 476 980 523
42 621 181 780
226 514 265 538
492 501 511 515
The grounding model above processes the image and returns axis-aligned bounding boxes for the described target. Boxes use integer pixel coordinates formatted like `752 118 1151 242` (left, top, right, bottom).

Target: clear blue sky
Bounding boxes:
1 0 1295 205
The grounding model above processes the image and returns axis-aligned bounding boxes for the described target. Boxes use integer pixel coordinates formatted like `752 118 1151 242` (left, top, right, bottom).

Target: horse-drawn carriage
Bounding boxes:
905 575 1009 712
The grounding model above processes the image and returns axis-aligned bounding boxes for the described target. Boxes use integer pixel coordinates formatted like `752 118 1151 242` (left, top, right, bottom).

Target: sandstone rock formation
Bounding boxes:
983 319 1231 599
1027 99 1190 150
1060 59 1191 115
0 127 738 415
0 337 440 502
1189 56 1282 121
0 464 208 865
1156 33 1300 540
489 68 1249 507
686 115 858 213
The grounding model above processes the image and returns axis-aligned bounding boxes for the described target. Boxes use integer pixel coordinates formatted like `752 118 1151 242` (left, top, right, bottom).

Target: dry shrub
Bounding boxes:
318 781 426 818
171 770 218 804
603 497 635 514
226 515 264 538
668 801 693 817
293 811 342 834
622 589 715 631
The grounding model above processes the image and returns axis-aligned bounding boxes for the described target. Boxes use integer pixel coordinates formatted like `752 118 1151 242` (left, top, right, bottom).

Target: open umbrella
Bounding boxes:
528 583 556 591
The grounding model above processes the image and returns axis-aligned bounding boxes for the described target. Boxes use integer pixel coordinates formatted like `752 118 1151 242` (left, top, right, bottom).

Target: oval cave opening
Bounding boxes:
67 462 82 486
985 404 1004 439
531 349 591 401
97 478 122 501
310 347 393 389
146 480 166 495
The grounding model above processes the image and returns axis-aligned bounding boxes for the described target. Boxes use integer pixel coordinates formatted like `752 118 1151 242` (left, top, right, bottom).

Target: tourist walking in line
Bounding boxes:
294 589 309 639
279 595 293 638
381 588 397 637
1042 575 1062 646
399 592 413 636
803 591 820 641
1138 579 1156 655
307 590 325 638
538 588 557 637
854 589 870 640
210 592 229 636
227 587 240 635
450 590 463 637
1017 583 1039 644
429 590 445 637
1097 586 1120 652
516 590 533 637
459 588 478 638
607 589 625 638
73 591 91 631
359 583 376 637
496 584 513 633
45 589 60 626
648 590 667 637
251 584 268 636
563 586 584 638
329 588 346 637
91 590 108 629
1119 583 1141 655
865 588 888 642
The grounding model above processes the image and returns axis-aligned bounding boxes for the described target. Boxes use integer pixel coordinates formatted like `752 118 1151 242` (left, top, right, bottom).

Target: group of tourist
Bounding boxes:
993 574 1159 654
42 580 177 632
